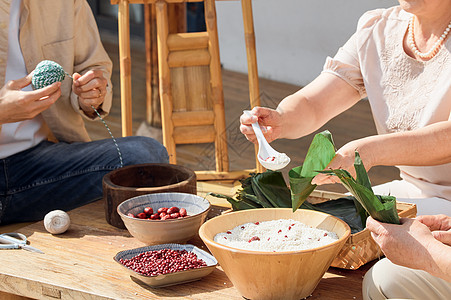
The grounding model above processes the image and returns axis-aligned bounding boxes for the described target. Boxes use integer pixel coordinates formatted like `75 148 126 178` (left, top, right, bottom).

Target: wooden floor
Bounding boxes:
85 35 401 193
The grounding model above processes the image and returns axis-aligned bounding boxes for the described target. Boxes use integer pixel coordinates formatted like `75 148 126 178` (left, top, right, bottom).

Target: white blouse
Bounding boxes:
322 6 451 200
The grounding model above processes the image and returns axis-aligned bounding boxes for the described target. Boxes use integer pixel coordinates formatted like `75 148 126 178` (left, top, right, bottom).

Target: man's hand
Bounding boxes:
0 74 61 124
72 70 107 116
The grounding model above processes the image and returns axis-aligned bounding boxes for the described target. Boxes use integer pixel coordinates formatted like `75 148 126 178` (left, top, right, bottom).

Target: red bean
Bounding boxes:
170 212 180 219
127 213 135 218
119 249 207 276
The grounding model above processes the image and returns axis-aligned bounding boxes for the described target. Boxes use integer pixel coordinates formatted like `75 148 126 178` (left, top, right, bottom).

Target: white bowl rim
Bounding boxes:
117 192 211 222
199 208 351 255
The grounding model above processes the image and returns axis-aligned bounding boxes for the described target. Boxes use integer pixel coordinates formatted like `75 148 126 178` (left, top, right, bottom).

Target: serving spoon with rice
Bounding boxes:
243 110 290 170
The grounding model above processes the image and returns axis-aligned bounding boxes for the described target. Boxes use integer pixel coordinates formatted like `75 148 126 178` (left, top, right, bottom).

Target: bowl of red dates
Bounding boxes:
114 243 217 288
117 192 210 245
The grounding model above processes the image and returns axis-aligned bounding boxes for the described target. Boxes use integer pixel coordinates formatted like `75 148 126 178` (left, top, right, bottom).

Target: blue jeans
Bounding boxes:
0 136 169 224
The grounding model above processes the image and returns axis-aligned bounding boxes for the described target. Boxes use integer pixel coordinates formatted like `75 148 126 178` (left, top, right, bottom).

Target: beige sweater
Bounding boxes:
0 0 113 142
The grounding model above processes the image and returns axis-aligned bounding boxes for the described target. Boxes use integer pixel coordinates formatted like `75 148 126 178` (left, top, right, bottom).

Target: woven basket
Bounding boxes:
308 190 417 270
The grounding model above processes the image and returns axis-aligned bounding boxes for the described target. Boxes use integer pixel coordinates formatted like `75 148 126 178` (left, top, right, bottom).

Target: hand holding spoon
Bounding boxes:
243 110 290 170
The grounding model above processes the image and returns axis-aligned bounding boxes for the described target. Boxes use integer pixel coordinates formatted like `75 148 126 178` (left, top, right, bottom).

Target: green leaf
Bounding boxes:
207 192 261 211
289 130 336 211
319 151 400 224
289 166 317 211
300 130 336 177
300 197 365 234
251 171 291 208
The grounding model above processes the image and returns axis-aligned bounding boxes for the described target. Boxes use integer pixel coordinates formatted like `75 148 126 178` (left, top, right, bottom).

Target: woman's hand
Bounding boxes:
0 74 61 124
366 217 440 271
311 139 372 185
72 70 107 116
417 215 451 246
240 106 283 144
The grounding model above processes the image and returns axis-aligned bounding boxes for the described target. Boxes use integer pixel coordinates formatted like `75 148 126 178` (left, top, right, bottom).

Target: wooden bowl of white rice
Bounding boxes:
198 208 350 300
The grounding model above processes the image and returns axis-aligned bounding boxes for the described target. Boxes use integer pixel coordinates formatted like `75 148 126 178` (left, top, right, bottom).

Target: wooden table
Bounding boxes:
0 182 371 299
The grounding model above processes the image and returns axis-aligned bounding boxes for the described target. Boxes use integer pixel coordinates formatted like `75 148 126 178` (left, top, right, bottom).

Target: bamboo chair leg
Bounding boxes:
156 2 177 164
118 1 133 137
241 0 263 173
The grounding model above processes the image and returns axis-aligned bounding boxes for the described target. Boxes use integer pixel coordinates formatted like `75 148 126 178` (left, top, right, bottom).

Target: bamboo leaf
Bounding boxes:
319 151 400 224
251 171 291 208
289 130 336 211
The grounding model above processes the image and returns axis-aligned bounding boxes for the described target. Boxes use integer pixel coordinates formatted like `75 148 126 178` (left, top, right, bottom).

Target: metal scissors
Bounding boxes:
0 232 44 254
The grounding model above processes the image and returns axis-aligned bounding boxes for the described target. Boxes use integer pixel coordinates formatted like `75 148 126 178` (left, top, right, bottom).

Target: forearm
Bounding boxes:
276 73 360 139
351 121 451 169
427 241 451 282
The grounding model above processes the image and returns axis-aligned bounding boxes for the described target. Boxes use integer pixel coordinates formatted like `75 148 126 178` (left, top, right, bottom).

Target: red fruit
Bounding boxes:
137 212 147 219
127 213 135 218
170 212 180 219
179 208 187 217
143 207 153 215
159 212 167 219
161 214 171 220
167 206 179 214
157 207 168 214
150 213 160 220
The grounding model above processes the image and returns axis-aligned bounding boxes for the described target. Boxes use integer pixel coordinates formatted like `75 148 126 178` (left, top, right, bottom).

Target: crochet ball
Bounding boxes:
32 60 66 89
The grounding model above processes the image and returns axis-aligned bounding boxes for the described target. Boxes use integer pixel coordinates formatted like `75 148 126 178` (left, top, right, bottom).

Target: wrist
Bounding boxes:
427 240 451 281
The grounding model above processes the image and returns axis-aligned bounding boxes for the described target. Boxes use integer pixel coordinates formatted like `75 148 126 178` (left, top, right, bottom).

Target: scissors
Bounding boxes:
0 233 44 254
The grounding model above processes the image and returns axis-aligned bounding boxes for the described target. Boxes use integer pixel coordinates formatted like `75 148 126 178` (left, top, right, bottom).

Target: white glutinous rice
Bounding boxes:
214 219 339 252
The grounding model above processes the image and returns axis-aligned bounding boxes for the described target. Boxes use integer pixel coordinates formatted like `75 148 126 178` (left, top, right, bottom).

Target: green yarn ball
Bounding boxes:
32 60 66 89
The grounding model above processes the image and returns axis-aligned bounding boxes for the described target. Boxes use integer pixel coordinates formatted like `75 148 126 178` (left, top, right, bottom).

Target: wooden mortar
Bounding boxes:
103 163 197 229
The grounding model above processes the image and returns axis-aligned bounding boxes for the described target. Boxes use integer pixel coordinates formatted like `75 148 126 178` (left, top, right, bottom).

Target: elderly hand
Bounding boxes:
366 217 441 271
0 74 61 124
240 106 283 144
312 140 371 185
72 70 107 117
417 214 451 246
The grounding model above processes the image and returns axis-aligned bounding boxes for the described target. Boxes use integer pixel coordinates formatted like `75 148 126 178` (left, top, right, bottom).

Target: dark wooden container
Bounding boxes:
103 163 197 229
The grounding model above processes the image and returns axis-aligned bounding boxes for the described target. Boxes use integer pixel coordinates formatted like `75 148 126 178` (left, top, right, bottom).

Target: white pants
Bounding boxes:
363 258 451 300
363 180 451 299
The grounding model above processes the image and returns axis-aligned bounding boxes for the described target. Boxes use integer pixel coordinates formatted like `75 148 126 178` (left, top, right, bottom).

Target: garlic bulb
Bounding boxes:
44 210 71 234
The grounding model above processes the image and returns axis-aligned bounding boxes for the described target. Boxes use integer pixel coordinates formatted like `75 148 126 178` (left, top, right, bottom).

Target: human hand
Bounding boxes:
0 74 61 124
366 217 440 271
417 214 451 246
239 106 283 144
311 140 364 185
72 70 107 116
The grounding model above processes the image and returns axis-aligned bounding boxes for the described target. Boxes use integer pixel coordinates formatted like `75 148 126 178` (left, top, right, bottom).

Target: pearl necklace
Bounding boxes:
408 16 451 59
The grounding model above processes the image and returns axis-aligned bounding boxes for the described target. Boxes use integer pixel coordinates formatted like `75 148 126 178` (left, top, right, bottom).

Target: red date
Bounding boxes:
143 207 153 215
129 206 189 220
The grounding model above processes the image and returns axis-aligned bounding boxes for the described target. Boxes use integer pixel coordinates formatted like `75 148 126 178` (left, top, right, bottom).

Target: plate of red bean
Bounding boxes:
114 243 218 288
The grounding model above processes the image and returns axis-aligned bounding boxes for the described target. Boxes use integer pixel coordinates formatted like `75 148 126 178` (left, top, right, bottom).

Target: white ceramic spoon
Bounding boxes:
243 110 291 170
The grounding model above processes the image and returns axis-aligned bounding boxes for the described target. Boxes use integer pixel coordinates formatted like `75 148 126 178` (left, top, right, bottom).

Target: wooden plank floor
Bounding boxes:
85 36 401 193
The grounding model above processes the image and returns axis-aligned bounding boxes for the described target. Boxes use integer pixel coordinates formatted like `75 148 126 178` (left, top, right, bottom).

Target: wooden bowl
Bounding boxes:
198 208 351 300
117 192 210 245
103 163 196 229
